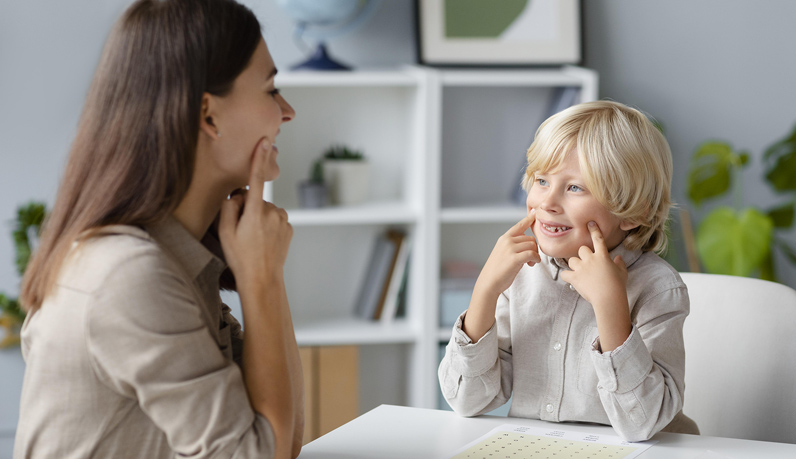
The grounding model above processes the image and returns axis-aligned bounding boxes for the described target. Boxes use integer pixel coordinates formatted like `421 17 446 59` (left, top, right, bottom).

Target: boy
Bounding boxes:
438 101 699 441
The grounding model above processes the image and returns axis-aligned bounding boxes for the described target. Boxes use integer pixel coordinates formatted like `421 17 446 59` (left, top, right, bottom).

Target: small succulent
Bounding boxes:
309 159 325 184
323 145 364 161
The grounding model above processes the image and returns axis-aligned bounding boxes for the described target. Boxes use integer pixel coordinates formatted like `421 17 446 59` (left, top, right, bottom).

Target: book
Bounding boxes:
354 233 399 320
373 230 407 321
394 253 410 320
379 233 412 323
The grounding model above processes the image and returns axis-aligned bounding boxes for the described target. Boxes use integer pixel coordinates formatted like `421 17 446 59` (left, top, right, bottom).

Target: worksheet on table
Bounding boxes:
448 424 656 459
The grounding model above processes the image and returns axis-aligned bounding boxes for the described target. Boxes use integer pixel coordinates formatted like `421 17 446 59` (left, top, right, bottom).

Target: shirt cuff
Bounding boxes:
447 311 499 377
589 325 654 393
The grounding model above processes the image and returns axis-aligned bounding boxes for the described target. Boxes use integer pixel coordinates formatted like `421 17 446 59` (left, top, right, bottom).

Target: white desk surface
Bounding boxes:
298 405 796 459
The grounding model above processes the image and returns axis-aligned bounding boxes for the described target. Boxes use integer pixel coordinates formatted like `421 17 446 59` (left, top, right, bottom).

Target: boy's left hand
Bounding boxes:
560 221 628 310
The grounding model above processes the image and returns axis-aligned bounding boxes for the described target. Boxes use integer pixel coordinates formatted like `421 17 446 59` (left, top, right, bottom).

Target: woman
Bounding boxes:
15 0 302 457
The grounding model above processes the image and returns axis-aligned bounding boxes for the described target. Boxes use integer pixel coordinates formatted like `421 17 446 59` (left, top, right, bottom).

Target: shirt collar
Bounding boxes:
541 240 644 281
146 216 226 281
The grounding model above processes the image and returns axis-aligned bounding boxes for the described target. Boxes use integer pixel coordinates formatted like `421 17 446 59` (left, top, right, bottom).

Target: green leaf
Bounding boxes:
651 119 665 135
0 294 25 323
767 202 795 228
759 251 776 282
696 206 773 277
688 142 736 205
763 123 796 193
776 238 796 265
12 202 46 276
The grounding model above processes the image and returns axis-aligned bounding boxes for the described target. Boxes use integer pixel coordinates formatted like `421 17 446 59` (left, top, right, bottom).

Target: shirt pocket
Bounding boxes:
577 326 600 397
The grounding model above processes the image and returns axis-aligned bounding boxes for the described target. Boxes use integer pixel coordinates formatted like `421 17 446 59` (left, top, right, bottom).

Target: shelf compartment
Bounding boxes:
295 317 418 346
287 201 418 226
272 84 424 211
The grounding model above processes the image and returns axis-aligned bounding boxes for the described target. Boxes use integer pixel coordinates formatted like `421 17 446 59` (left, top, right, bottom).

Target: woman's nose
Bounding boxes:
279 95 295 123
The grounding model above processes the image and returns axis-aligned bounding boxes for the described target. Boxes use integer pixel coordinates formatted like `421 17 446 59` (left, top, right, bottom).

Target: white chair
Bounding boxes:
680 272 796 444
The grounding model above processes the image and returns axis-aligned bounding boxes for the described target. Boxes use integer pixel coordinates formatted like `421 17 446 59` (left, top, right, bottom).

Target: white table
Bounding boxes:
298 405 796 459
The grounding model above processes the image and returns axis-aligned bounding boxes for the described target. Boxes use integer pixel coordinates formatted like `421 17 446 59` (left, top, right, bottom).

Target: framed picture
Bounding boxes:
417 0 581 66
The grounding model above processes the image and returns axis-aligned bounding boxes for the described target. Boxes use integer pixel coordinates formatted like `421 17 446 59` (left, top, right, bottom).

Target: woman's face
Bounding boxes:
212 39 295 189
525 149 632 260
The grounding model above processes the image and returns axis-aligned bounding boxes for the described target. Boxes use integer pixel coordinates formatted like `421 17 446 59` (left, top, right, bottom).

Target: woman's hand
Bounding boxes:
561 221 631 352
217 138 292 284
215 138 303 458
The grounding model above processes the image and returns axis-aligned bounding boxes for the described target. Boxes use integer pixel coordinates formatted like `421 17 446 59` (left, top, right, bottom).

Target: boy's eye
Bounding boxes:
568 184 583 192
537 178 548 187
268 88 281 97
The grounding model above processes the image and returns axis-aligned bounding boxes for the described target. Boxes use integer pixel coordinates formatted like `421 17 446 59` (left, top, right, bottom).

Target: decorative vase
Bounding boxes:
298 181 329 208
323 160 370 206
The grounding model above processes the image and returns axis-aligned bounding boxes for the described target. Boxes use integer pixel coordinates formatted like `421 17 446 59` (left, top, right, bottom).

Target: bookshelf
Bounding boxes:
257 65 598 413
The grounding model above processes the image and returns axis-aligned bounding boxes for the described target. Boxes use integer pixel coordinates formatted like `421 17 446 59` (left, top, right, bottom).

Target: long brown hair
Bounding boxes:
21 0 262 311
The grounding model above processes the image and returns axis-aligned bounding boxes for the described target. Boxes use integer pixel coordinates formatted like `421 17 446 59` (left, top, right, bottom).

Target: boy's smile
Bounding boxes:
526 149 637 260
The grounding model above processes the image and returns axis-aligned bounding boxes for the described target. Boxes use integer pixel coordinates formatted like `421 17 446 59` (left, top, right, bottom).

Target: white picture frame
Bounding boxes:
417 0 581 66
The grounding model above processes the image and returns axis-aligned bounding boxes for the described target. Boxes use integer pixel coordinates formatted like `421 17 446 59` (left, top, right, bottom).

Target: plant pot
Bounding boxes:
298 181 329 208
323 160 370 206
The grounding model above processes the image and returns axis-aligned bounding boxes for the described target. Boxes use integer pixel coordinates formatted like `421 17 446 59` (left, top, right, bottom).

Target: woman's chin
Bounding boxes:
263 167 280 182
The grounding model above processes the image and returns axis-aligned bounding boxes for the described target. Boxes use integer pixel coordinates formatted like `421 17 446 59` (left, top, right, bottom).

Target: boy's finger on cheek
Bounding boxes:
587 221 606 250
511 214 535 235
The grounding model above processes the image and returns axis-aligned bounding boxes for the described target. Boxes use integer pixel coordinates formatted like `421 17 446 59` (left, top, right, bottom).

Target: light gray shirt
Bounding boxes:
14 217 274 458
438 243 699 442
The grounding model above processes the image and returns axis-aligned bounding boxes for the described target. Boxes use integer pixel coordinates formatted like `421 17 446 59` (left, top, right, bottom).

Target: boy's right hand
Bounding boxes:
475 212 540 298
218 138 293 284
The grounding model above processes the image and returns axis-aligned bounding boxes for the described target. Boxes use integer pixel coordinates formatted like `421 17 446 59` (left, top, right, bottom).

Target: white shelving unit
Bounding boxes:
270 65 597 412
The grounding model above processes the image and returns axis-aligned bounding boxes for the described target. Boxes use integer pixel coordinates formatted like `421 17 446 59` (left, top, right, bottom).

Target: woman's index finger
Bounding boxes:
246 138 270 208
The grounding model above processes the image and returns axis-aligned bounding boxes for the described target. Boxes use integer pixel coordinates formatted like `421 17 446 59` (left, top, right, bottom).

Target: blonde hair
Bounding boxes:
521 100 673 253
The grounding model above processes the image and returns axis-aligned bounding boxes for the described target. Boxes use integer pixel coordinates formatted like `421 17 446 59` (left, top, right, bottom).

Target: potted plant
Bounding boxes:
686 123 796 281
298 159 329 208
1 202 46 349
322 145 370 206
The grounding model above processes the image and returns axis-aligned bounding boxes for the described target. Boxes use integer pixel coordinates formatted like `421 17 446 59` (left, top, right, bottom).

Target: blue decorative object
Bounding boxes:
276 0 381 71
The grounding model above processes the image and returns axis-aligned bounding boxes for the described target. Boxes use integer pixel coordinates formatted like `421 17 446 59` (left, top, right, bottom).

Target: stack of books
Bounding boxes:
353 229 411 323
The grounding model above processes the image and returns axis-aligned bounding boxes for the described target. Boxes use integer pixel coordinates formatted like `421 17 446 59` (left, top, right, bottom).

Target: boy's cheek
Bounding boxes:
525 193 540 210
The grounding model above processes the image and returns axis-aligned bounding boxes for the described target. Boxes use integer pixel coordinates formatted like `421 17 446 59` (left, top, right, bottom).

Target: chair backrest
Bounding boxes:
680 272 796 444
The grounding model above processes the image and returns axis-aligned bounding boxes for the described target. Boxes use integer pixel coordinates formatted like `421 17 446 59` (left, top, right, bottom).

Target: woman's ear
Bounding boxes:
620 220 641 231
199 93 221 140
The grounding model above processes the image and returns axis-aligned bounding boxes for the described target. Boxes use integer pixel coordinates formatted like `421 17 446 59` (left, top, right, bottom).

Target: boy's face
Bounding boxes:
526 149 636 260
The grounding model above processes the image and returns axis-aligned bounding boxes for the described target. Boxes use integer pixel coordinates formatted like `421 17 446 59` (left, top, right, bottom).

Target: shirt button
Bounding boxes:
568 284 575 291
546 404 554 413
553 342 562 351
